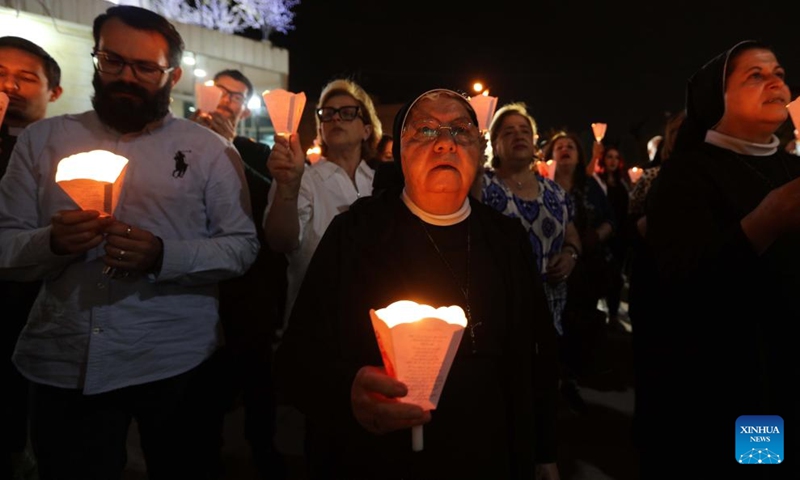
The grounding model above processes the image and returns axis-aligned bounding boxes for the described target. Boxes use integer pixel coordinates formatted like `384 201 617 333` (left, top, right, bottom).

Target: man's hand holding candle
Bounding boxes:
50 209 114 255
102 220 164 275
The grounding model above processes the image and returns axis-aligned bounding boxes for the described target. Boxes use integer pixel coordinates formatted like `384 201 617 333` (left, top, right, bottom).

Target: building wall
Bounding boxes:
1 6 98 118
1 1 288 143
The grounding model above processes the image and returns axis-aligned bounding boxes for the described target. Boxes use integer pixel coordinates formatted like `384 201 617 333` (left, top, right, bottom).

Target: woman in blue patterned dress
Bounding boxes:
477 102 581 336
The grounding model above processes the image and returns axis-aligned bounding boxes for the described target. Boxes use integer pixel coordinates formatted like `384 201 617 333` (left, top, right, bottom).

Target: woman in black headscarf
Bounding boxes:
640 40 799 478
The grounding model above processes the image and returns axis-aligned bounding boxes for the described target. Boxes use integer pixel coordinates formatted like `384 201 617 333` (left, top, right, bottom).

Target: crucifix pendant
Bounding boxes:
466 305 482 354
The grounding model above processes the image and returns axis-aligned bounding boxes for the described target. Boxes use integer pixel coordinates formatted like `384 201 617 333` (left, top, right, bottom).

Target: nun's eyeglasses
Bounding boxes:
404 120 480 145
316 106 361 122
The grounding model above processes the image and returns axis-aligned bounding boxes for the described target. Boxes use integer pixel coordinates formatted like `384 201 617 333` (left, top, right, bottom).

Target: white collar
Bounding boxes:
705 130 779 156
401 190 471 226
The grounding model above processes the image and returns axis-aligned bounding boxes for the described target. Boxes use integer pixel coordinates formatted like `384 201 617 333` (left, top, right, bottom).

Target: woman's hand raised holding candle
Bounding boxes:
263 133 307 253
266 133 305 196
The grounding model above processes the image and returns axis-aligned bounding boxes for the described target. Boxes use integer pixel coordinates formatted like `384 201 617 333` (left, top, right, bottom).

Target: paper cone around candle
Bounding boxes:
546 159 556 179
628 166 644 184
306 140 322 164
788 98 800 134
195 81 223 113
468 94 498 132
0 92 8 127
55 150 129 215
533 160 546 178
370 300 467 452
370 300 467 410
591 122 607 142
262 89 306 136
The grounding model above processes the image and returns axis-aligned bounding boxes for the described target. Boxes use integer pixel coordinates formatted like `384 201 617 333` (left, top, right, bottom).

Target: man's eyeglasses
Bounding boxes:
316 106 361 122
216 84 246 104
404 120 480 145
91 51 175 85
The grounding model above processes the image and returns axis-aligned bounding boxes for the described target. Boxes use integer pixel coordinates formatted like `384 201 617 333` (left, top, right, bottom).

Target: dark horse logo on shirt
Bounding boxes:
172 150 190 178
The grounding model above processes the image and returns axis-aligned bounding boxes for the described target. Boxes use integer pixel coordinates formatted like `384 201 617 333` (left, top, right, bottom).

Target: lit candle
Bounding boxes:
788 97 800 135
306 142 321 164
55 150 129 215
628 166 644 184
370 300 467 451
262 89 306 137
546 159 556 179
468 94 498 134
194 80 222 114
591 122 607 143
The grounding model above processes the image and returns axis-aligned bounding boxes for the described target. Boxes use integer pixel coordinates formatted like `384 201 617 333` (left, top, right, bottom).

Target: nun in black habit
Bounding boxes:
274 89 560 479
641 40 799 479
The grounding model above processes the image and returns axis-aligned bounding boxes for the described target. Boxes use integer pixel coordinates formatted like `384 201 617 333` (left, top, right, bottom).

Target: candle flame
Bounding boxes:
306 144 322 164
55 150 129 183
374 300 467 328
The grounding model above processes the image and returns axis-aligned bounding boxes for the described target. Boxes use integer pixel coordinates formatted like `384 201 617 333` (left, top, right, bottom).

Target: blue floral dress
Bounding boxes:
482 170 575 334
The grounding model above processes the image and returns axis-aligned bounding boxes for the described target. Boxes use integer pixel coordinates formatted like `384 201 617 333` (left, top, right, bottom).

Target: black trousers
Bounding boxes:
4 280 40 479
29 360 217 480
4 283 40 440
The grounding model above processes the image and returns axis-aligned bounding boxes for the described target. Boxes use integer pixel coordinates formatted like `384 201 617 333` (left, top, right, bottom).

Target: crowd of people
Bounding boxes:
1 5 797 480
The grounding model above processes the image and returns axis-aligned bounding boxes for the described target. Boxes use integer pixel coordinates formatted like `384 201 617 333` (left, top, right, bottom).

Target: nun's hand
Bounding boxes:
743 176 800 253
351 366 431 435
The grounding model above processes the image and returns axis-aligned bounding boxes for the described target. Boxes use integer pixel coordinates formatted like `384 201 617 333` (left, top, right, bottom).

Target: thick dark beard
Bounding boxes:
91 72 172 133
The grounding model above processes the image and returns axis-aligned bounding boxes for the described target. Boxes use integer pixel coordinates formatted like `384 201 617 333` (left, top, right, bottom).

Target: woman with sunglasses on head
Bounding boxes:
642 40 799 479
264 78 383 339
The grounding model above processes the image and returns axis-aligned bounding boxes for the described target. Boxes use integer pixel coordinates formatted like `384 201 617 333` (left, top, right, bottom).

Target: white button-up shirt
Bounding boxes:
0 111 259 394
266 158 373 331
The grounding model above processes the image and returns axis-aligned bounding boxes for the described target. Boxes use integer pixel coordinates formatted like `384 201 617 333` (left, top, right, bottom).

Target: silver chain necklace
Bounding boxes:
418 217 482 353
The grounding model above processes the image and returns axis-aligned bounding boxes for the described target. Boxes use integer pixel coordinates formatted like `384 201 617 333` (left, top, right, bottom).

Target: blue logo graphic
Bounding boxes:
736 415 783 465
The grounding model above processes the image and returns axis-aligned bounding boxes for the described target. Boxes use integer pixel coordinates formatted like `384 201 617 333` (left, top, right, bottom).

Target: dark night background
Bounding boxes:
267 0 800 163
